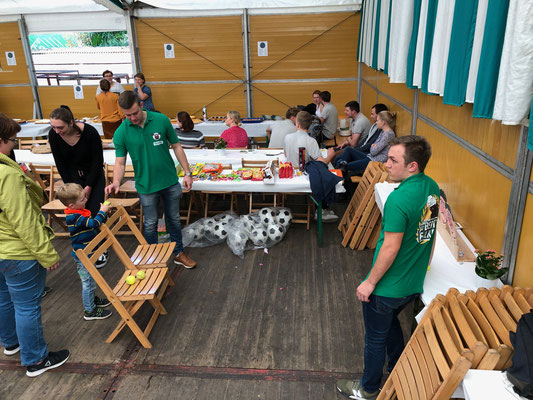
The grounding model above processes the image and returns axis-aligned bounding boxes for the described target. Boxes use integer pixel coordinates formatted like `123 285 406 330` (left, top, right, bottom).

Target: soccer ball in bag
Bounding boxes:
267 224 284 242
259 208 275 226
213 222 229 240
217 214 235 225
250 227 268 246
241 215 257 233
189 224 205 241
276 209 292 228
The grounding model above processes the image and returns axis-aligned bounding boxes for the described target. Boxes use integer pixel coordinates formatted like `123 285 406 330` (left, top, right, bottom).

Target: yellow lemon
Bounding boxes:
136 270 146 280
125 275 136 285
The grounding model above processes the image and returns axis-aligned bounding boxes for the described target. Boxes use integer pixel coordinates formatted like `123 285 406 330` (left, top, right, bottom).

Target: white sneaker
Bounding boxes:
314 209 339 222
95 251 108 269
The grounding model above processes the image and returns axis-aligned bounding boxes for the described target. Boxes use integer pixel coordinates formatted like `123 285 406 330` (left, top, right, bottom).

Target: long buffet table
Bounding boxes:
18 120 278 139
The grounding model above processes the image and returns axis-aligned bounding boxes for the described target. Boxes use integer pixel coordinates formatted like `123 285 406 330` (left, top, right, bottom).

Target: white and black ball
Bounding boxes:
241 215 257 233
267 224 284 242
250 227 268 246
203 218 216 230
229 230 249 248
259 208 275 226
217 214 235 225
190 224 205 241
275 209 292 228
213 222 229 240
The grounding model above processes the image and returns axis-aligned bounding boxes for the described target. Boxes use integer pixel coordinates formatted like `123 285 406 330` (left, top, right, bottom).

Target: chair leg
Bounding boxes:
107 300 152 348
204 193 209 218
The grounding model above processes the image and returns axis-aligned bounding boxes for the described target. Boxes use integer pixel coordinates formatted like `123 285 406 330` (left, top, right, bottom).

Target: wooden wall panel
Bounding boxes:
249 12 359 80
136 17 244 82
361 63 377 86
39 85 134 120
360 81 378 114
377 71 414 109
252 81 356 117
378 95 411 137
152 83 247 118
418 91 520 168
513 193 533 286
418 120 511 252
0 86 34 119
0 22 29 84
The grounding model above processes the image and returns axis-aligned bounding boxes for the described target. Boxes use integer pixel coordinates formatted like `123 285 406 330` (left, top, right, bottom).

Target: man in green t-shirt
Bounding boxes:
105 91 196 269
337 136 439 400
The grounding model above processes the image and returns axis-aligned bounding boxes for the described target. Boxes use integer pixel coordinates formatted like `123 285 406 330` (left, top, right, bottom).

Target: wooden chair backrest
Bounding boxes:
104 163 136 185
28 163 62 199
104 206 147 246
241 158 279 168
18 139 48 150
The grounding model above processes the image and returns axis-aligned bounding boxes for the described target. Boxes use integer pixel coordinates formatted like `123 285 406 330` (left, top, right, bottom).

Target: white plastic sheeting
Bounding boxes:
492 0 533 125
140 0 360 11
0 0 107 15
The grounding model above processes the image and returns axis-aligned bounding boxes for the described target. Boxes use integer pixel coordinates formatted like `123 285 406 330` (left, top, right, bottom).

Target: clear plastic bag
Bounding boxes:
182 211 238 247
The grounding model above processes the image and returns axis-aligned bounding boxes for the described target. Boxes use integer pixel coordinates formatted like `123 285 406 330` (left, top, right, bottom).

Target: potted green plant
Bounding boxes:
474 249 507 280
214 137 227 156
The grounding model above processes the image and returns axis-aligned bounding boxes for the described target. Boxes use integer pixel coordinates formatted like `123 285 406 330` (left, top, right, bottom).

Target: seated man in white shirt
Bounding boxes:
266 107 299 148
283 111 338 222
339 101 372 149
318 91 338 140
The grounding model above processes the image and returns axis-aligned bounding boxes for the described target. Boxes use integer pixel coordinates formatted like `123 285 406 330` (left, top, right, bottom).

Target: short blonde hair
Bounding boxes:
227 110 242 126
56 183 84 207
378 110 397 130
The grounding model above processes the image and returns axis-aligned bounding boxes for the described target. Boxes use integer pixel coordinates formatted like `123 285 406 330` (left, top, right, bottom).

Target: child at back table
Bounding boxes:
56 183 113 321
221 110 249 148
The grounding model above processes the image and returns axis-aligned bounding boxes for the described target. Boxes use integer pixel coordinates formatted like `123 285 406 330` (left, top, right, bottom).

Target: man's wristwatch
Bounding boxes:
184 172 192 177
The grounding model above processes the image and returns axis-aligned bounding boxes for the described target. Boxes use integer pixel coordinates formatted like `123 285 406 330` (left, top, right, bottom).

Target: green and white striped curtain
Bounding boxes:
358 0 533 126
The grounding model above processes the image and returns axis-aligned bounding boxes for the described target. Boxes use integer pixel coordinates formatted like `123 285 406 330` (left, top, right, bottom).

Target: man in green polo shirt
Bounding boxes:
105 91 196 269
337 136 439 400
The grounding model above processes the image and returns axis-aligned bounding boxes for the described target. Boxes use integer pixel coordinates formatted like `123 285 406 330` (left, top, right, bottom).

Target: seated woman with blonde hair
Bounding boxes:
328 111 397 175
175 111 205 148
220 110 249 148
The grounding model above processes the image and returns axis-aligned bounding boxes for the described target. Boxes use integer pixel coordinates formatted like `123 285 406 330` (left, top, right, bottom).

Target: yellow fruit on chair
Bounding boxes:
125 275 136 285
136 270 146 280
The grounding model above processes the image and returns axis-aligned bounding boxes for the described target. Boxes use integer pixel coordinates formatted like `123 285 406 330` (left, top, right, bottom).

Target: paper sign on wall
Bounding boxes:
5 51 16 66
74 85 84 99
258 41 268 57
164 43 175 58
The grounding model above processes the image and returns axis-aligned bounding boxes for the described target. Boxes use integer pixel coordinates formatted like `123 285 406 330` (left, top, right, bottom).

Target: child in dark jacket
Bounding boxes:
56 183 113 320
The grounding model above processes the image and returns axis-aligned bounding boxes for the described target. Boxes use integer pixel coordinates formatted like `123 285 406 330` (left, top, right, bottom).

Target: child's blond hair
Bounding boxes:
56 183 84 207
227 110 242 126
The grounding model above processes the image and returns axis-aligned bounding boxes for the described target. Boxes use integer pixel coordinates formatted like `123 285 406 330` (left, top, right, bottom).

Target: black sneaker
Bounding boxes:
26 349 70 377
42 286 52 298
94 295 111 308
3 344 20 356
95 251 109 269
84 307 112 321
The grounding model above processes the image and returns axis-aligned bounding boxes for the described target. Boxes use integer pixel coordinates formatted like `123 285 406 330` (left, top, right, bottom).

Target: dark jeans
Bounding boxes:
361 293 418 393
335 147 371 175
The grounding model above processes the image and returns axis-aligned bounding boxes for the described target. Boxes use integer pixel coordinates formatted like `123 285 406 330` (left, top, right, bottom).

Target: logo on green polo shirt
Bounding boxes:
416 195 439 244
152 132 163 146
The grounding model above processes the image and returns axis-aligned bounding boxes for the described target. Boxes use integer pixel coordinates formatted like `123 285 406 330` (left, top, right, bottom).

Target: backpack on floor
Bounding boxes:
507 310 533 399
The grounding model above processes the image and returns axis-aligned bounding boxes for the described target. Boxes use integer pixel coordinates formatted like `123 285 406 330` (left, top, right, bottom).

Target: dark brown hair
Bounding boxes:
49 107 82 135
134 72 145 84
118 90 141 109
319 91 331 102
296 111 313 130
0 112 21 141
99 79 111 92
285 107 299 119
389 135 432 173
177 111 194 132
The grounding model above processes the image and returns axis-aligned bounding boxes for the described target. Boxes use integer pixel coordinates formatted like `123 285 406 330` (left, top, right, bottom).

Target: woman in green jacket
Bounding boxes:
0 113 70 377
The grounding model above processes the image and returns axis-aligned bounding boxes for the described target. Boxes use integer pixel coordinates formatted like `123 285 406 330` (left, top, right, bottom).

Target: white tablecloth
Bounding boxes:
374 182 502 309
18 120 274 139
14 148 343 194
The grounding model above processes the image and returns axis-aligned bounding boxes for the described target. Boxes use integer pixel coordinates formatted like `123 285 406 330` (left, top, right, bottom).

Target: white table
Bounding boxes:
374 182 502 312
455 370 525 400
18 120 274 139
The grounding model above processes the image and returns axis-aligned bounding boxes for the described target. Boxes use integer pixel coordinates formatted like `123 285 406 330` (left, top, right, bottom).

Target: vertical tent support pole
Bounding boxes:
126 8 140 75
18 16 42 119
242 8 253 117
411 89 419 135
501 124 532 284
357 61 362 104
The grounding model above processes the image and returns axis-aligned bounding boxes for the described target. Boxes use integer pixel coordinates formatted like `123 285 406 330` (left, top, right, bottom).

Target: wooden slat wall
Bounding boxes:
417 120 511 252
0 22 34 118
514 193 533 286
378 95 411 136
252 81 357 118
377 71 414 108
418 91 520 169
39 84 134 120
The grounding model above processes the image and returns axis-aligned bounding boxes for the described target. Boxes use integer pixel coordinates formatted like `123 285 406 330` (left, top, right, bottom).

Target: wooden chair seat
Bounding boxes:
113 268 168 301
129 243 176 268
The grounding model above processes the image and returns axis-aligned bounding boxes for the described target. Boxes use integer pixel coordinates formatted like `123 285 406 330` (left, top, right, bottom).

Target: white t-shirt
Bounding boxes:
321 102 338 139
283 130 321 166
268 119 296 148
96 81 125 96
350 112 372 144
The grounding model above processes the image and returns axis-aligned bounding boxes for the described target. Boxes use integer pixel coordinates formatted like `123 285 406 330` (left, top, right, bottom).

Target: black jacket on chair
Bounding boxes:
304 161 342 207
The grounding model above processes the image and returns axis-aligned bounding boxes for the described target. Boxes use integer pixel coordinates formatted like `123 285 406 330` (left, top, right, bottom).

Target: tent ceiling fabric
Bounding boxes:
138 0 360 11
0 0 109 15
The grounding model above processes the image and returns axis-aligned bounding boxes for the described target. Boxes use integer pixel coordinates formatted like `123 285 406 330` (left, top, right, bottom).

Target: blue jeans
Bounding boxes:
361 293 417 393
74 259 96 313
138 182 184 254
335 147 371 175
0 259 48 366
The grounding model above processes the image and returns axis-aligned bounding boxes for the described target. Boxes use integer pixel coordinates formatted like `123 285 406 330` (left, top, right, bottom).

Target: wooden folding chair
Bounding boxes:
18 139 49 150
104 163 143 230
75 211 174 348
241 158 279 213
28 163 63 202
379 317 472 400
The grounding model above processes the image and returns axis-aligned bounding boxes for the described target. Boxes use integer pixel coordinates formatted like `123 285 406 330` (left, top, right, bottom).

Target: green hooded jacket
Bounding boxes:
0 153 59 268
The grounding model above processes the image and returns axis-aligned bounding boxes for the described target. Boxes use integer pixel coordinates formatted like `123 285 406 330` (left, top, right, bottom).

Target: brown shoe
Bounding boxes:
174 252 197 269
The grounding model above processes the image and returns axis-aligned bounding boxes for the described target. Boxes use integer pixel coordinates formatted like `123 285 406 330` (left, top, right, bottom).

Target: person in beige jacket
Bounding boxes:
0 113 70 377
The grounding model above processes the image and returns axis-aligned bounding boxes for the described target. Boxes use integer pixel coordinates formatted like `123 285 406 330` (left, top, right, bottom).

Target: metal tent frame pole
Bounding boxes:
126 8 140 74
18 16 42 119
242 8 253 117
